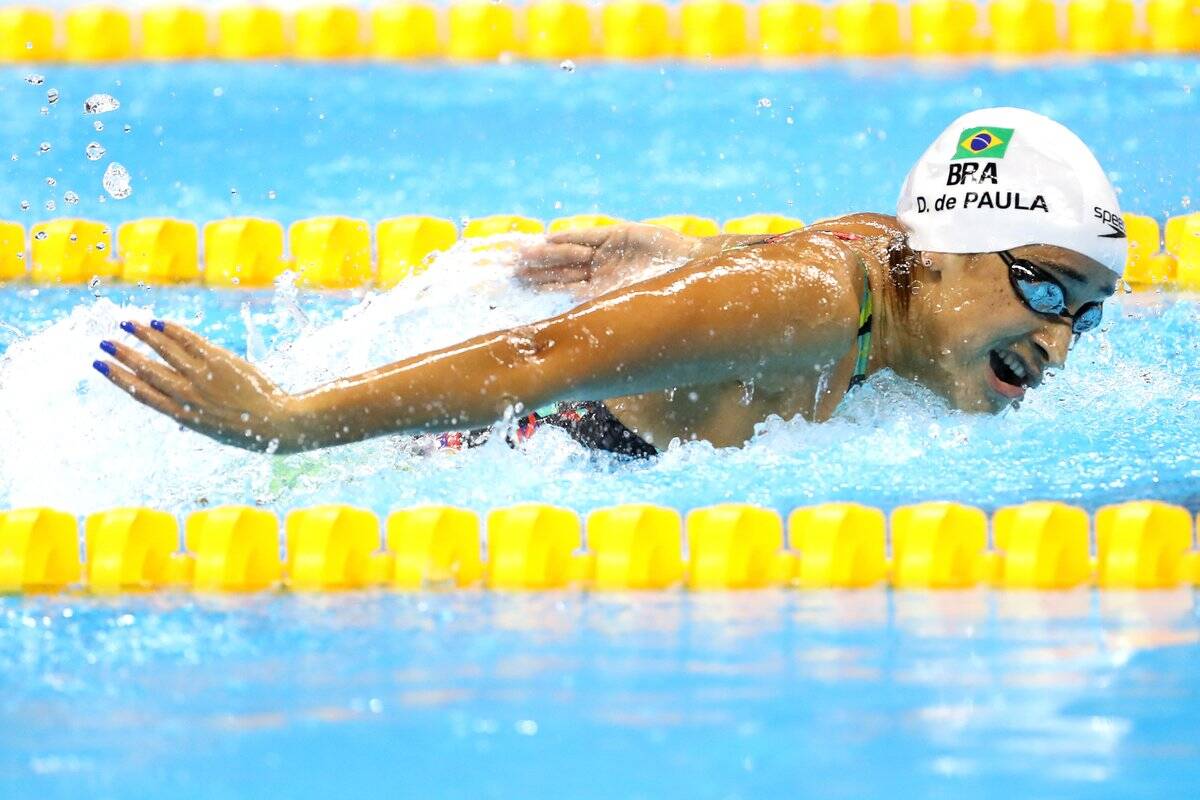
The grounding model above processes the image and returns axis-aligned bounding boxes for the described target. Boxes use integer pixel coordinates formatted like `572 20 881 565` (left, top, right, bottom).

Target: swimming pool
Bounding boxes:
3 56 1200 798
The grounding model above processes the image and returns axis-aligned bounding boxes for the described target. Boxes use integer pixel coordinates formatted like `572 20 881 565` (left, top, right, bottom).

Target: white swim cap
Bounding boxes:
897 107 1125 275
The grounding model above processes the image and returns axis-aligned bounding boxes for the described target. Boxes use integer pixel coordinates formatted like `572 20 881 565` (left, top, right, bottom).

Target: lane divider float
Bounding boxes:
0 1 1197 65
0 211 1193 290
1 499 1197 594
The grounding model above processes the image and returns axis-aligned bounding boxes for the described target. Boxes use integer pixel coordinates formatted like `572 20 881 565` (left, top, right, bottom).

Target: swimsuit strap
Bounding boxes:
722 227 875 393
828 231 873 392
847 264 873 391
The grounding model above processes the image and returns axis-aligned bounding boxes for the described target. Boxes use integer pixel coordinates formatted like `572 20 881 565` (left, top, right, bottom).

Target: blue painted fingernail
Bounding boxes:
92 360 110 376
99 340 117 356
119 321 135 334
150 319 165 332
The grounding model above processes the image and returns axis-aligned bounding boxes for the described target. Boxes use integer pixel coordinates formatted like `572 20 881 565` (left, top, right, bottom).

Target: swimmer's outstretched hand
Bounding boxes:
516 223 698 296
93 320 297 453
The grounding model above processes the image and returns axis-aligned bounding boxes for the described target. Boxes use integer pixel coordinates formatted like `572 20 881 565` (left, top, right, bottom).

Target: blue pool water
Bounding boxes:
2 60 1200 798
4 590 1200 798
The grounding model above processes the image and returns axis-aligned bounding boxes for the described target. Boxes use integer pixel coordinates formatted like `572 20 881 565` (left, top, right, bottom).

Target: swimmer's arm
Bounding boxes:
288 240 857 451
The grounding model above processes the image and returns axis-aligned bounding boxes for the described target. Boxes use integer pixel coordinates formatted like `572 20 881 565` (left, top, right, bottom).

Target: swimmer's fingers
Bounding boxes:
515 244 595 285
97 360 246 443
102 340 201 404
123 321 202 378
521 269 591 290
95 360 202 428
544 228 615 247
150 320 214 360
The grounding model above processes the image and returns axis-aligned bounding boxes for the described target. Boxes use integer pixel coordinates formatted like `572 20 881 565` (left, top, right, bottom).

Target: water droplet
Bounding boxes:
85 142 106 161
45 177 55 187
37 142 50 154
24 73 44 85
43 200 55 211
559 59 576 73
93 120 104 132
63 191 79 205
19 200 29 211
739 379 755 406
34 230 47 240
46 88 58 104
123 124 132 134
240 412 251 422
83 93 120 114
102 162 132 200
757 97 772 108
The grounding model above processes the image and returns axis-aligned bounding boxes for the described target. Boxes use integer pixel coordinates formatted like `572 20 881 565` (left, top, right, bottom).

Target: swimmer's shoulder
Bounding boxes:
758 212 903 296
744 213 902 253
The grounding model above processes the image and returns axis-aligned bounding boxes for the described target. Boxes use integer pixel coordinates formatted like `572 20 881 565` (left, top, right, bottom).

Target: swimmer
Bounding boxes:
92 107 1125 456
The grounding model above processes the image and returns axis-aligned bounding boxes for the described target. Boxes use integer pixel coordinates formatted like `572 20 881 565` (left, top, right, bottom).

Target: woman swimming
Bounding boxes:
92 107 1125 456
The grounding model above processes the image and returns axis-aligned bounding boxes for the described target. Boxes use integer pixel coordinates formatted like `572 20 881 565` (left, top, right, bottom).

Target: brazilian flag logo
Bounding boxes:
952 127 1014 160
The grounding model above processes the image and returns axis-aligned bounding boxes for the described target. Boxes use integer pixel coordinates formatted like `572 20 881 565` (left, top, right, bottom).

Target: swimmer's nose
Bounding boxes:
1031 324 1071 369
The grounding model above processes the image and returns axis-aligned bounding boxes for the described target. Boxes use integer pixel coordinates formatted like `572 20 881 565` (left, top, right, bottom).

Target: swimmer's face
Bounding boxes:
913 245 1119 413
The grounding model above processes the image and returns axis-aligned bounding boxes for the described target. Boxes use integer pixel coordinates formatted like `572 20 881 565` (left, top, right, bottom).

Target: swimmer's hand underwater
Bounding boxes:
516 223 772 297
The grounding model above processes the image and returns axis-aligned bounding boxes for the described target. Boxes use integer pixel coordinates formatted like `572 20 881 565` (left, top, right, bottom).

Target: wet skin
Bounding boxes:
93 214 1119 453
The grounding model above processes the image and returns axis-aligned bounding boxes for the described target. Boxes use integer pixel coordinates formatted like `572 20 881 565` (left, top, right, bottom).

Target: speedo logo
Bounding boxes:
1094 207 1126 239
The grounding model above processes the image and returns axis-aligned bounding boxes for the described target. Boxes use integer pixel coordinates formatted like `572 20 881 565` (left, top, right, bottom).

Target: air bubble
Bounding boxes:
267 190 277 200
63 191 79 206
38 142 51 154
34 230 47 240
39 107 49 116
757 97 772 108
44 200 55 211
85 142 106 161
45 177 56 187
102 162 132 200
559 59 576 73
19 200 29 211
93 120 104 132
24 73 44 85
83 93 120 114
123 124 132 134
46 88 59 104
95 241 106 250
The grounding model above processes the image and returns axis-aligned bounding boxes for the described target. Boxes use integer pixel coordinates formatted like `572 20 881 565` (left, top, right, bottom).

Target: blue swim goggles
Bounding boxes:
1000 250 1104 334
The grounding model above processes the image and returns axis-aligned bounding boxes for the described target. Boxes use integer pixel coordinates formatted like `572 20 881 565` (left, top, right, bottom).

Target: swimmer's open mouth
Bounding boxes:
987 349 1036 400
